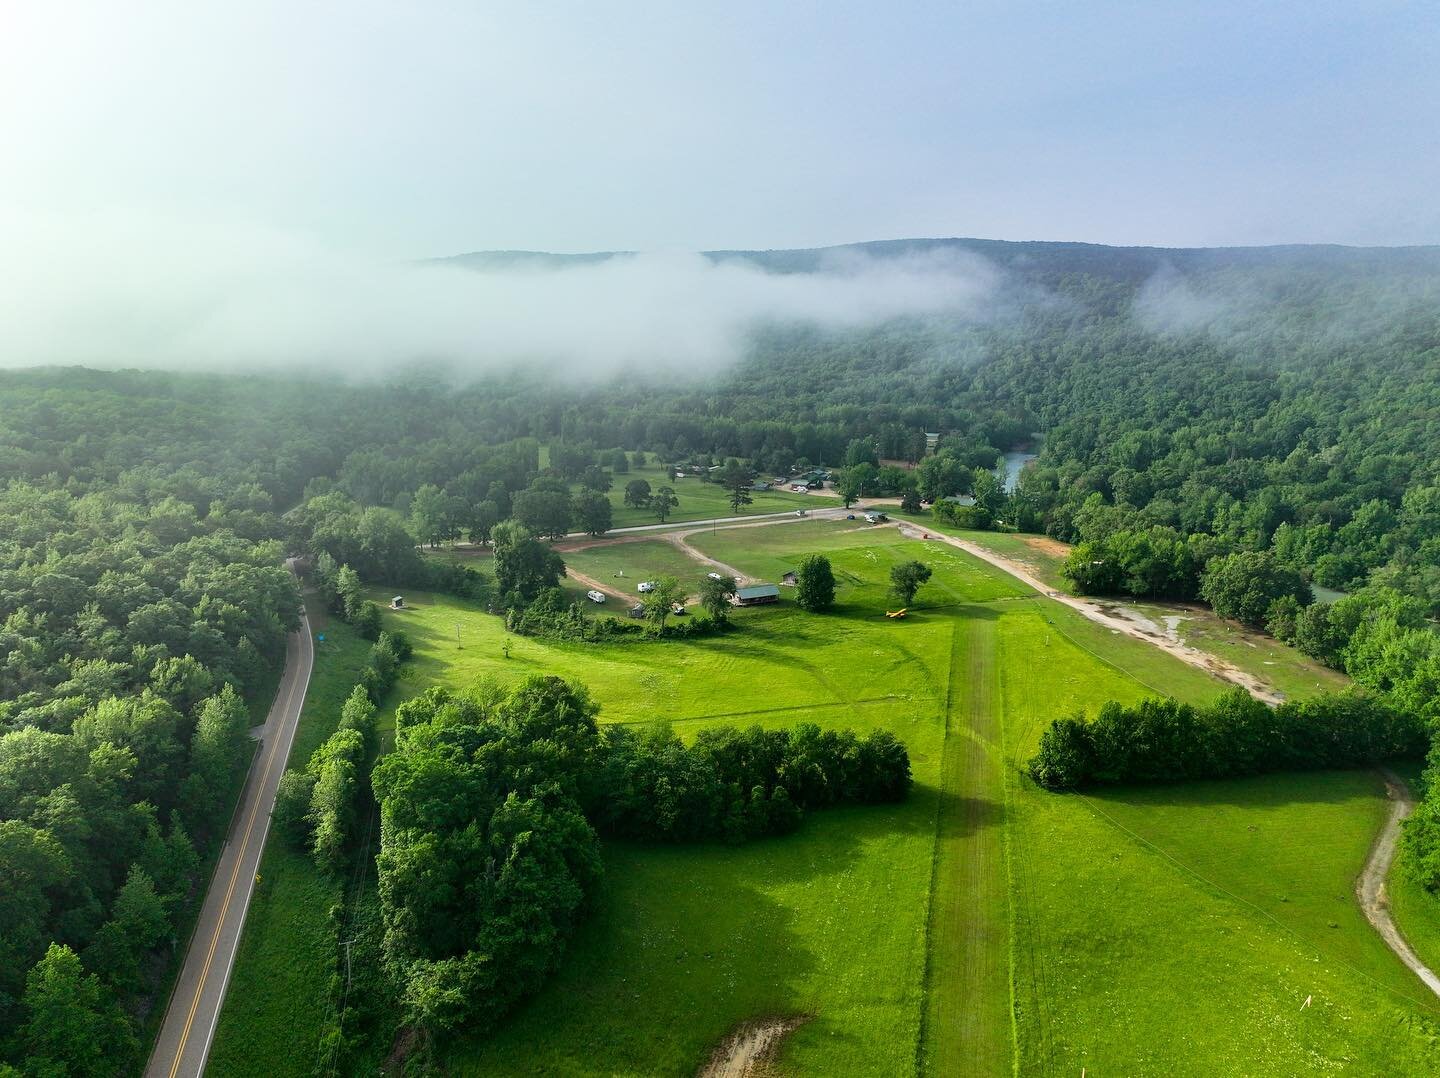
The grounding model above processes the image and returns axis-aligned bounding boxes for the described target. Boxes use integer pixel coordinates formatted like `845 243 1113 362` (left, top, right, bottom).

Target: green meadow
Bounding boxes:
898 513 1347 704
561 537 719 596
218 517 1440 1075
602 463 837 528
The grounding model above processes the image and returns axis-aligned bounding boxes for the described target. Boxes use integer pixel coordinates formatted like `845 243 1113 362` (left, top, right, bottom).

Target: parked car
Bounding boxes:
671 603 687 615
846 513 855 520
638 580 656 593
585 590 606 603
794 509 808 517
707 571 724 580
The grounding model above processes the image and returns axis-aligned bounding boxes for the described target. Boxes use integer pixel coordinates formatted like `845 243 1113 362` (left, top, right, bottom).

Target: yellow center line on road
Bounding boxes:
166 630 305 1078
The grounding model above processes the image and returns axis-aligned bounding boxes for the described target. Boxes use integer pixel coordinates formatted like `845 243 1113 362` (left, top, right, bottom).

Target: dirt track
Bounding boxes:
564 566 633 605
1356 770 1440 999
896 524 1286 704
699 1017 808 1077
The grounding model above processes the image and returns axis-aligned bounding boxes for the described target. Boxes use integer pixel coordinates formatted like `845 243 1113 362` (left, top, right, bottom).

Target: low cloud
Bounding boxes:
1130 263 1233 335
0 210 1002 378
1131 256 1440 348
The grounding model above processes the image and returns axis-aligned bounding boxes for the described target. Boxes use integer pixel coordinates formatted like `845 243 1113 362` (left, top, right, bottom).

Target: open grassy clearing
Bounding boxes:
702 520 1440 1073
207 597 374 1078
217 517 1437 1075
602 463 838 529
998 610 1440 1075
690 518 1034 608
385 577 952 1073
893 512 1346 702
561 538 718 596
1130 600 1352 701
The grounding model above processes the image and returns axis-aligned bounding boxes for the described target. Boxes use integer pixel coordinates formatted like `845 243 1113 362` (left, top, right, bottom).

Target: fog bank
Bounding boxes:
0 211 1000 378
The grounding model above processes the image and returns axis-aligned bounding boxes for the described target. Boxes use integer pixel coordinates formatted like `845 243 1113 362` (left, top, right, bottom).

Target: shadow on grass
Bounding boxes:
1082 767 1391 811
932 787 1006 841
442 800 921 1075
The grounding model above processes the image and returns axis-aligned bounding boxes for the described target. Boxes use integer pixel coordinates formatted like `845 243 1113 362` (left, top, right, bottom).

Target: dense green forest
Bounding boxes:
3 238 1440 1072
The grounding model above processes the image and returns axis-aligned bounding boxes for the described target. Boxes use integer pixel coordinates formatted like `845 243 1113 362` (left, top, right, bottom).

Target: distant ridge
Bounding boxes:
435 237 1440 285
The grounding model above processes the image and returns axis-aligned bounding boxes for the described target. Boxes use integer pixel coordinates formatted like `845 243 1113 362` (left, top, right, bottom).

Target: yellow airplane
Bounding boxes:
886 608 908 619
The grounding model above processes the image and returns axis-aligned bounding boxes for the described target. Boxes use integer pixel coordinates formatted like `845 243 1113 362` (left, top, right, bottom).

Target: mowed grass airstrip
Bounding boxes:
218 516 1440 1075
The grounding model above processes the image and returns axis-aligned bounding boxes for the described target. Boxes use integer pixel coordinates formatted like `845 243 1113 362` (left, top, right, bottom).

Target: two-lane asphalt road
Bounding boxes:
146 608 315 1078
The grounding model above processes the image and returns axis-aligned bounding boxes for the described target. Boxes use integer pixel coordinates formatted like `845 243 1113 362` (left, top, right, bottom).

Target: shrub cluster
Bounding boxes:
1027 688 1424 791
276 686 378 872
358 630 412 704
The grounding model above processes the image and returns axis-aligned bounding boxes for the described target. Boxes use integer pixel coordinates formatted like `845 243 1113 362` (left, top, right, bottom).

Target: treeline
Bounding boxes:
1027 688 1424 791
291 495 490 603
593 720 910 842
370 677 910 1038
275 631 412 874
0 684 260 1071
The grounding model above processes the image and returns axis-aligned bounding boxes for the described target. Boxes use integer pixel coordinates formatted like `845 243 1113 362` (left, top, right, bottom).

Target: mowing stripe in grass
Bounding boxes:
919 615 1011 1076
1076 789 1440 1014
605 695 903 726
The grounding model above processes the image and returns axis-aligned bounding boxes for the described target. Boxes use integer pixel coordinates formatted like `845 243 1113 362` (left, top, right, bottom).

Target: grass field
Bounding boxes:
603 463 838 528
893 512 1346 703
561 538 719 596
998 619 1440 1076
208 597 374 1078
216 516 1440 1075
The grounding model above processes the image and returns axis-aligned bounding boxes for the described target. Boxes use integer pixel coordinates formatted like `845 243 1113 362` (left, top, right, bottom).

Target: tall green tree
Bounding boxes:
641 576 684 633
512 485 573 539
698 573 737 625
492 521 566 604
82 866 170 993
19 943 136 1078
889 561 932 606
794 554 836 612
579 465 612 493
183 685 249 832
623 478 652 508
409 483 453 547
571 489 613 536
651 486 679 524
1200 551 1313 627
843 437 879 468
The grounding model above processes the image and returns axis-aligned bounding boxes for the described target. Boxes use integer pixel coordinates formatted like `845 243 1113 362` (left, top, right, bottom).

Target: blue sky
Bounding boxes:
1 1 1436 255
